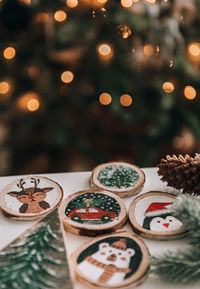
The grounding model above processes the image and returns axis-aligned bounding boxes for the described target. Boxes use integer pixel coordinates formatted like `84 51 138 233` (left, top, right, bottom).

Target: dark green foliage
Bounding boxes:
0 0 200 174
0 210 71 289
151 194 200 284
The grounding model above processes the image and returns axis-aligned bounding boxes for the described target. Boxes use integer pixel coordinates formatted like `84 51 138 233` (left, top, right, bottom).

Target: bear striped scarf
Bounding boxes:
85 256 131 284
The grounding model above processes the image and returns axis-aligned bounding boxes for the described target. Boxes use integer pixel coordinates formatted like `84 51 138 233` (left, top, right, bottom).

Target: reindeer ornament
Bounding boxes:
0 176 63 220
7 178 53 214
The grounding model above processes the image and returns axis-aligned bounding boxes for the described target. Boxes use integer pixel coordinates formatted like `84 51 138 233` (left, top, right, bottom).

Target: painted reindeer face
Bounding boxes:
7 178 53 213
10 188 52 204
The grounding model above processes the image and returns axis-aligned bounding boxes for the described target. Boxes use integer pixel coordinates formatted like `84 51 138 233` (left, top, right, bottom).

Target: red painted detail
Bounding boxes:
163 223 169 228
145 202 173 213
120 257 126 261
100 252 106 255
28 196 35 199
67 207 117 220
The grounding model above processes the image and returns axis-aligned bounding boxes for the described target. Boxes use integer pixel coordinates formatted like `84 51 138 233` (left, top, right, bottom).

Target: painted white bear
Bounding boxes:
78 238 135 286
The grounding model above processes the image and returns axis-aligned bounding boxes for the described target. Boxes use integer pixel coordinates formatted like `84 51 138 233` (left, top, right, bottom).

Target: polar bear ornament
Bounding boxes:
72 232 150 289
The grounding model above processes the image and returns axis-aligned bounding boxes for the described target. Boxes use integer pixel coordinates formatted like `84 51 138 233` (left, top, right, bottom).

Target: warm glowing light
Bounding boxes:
96 0 108 4
3 47 16 60
162 82 174 93
97 43 113 61
19 0 31 4
169 59 173 67
17 92 40 111
132 0 139 3
99 93 112 105
188 43 200 57
184 86 196 100
120 94 133 106
117 24 131 39
66 0 78 8
54 10 67 22
121 0 132 8
0 81 10 94
61 71 74 83
143 44 154 56
144 0 156 4
36 12 49 23
27 99 40 111
28 66 40 77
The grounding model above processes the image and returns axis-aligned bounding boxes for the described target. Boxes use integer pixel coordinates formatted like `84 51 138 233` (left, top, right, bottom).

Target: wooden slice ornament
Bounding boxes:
72 231 150 289
90 162 145 198
129 191 187 240
0 176 63 220
59 190 127 236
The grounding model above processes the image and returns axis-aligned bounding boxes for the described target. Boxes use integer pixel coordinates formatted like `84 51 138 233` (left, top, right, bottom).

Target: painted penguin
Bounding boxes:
78 238 135 285
142 202 183 231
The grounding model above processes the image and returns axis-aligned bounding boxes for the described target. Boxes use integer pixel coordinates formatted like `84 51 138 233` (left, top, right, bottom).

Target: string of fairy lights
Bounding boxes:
0 0 199 112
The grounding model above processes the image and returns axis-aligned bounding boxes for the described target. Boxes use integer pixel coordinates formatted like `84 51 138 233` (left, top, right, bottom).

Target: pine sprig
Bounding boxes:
151 194 200 284
0 216 65 289
171 194 200 247
151 248 200 284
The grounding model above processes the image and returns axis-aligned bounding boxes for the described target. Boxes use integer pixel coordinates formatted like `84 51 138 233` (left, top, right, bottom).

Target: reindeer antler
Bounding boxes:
30 178 40 188
17 179 26 190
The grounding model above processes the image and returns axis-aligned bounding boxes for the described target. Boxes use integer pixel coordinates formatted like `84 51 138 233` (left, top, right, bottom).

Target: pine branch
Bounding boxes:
151 248 200 284
171 194 200 247
151 194 200 284
0 213 67 288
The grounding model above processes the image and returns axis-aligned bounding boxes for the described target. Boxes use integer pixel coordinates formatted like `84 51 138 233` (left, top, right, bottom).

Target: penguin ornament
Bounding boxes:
129 191 187 240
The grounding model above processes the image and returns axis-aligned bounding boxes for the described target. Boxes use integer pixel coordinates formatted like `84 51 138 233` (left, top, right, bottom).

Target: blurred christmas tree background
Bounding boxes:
0 0 199 175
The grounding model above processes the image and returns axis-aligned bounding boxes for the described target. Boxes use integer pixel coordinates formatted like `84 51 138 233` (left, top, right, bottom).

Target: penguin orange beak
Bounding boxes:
163 223 169 228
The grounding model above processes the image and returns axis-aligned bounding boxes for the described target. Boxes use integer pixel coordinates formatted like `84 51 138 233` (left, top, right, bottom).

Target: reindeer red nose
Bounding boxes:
163 223 169 228
28 196 35 200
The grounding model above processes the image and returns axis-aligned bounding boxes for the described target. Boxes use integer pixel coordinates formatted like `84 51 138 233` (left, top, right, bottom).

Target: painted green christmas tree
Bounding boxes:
98 165 139 189
0 209 71 289
71 198 106 208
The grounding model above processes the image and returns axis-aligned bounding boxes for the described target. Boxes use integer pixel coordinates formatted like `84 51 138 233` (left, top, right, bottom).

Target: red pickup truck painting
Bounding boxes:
67 207 117 223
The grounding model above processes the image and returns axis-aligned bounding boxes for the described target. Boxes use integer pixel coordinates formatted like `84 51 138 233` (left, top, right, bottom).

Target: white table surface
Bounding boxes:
0 168 198 289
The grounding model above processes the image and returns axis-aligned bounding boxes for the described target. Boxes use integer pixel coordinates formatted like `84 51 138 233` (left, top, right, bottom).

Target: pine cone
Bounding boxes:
158 153 200 196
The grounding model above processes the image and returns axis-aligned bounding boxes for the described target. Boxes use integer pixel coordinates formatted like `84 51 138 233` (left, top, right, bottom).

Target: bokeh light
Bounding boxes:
121 0 132 8
19 0 31 4
98 44 111 56
3 47 16 60
17 92 40 112
27 99 40 111
96 0 108 4
66 0 78 8
117 24 131 39
54 10 67 22
143 44 154 56
36 13 49 23
99 93 112 105
0 81 10 94
188 43 200 57
144 0 156 4
61 71 74 83
97 43 113 60
184 86 196 100
169 59 174 67
120 94 133 106
162 82 174 93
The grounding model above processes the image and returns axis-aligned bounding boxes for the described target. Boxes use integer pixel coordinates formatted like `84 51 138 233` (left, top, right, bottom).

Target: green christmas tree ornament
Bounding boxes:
90 162 145 198
0 209 72 289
